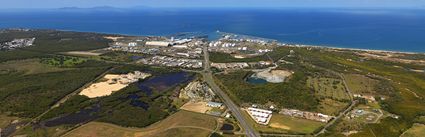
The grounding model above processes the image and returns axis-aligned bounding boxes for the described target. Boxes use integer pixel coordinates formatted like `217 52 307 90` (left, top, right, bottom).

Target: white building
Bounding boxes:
146 41 171 47
247 107 273 125
172 38 192 45
128 42 137 47
207 102 223 108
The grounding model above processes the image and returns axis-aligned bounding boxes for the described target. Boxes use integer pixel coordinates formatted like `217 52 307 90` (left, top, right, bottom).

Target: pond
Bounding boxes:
1 121 26 137
220 123 234 131
246 75 268 84
137 72 194 95
127 94 149 110
130 56 144 61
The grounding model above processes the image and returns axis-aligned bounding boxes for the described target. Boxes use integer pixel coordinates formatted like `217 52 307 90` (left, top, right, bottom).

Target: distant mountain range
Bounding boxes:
58 6 153 11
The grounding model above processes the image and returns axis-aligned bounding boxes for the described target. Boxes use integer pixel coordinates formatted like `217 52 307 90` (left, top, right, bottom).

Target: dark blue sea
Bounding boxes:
1 8 425 52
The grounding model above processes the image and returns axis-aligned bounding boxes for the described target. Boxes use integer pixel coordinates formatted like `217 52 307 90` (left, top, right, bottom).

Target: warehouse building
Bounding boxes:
145 41 171 47
247 107 273 125
207 102 223 108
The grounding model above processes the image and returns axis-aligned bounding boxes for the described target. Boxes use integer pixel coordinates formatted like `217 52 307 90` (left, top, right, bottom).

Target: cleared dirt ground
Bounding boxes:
79 74 129 98
180 101 212 114
65 51 103 56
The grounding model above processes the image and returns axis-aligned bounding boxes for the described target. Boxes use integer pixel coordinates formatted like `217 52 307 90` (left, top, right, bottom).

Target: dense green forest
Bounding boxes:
0 30 110 62
0 65 109 118
216 70 318 111
0 30 113 118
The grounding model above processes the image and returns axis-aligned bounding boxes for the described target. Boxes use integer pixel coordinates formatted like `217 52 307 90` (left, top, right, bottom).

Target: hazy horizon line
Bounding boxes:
1 5 424 10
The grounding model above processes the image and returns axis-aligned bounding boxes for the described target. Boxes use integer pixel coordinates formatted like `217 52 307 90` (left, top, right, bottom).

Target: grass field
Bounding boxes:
241 110 323 134
0 114 21 128
100 51 149 62
0 59 71 75
307 77 350 101
400 123 425 137
240 110 288 134
415 116 425 124
317 98 349 116
41 56 87 67
153 128 212 137
269 114 325 134
306 49 425 136
343 74 380 95
16 125 71 137
209 52 268 63
63 110 219 137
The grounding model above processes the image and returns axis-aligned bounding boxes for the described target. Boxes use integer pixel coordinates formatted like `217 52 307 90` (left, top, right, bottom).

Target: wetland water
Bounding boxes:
137 72 194 95
34 72 193 129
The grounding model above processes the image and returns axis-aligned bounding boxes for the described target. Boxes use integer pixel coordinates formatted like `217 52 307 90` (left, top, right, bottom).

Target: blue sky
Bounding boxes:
1 0 425 9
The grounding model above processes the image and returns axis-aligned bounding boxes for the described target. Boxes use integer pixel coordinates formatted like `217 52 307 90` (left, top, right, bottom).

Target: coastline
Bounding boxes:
288 44 424 54
3 28 424 54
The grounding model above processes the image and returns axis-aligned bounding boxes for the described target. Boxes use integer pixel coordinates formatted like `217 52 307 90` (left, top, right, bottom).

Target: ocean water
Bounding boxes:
1 8 424 52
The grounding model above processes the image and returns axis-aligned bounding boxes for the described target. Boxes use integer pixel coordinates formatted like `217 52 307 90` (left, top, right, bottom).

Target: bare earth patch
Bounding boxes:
180 101 212 114
104 36 124 41
269 123 291 130
65 51 103 56
79 72 150 98
254 69 293 83
79 74 129 98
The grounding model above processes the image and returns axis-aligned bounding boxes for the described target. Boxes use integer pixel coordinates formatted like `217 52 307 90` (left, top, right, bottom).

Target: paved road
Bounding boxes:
314 100 358 136
201 45 259 137
305 63 358 136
